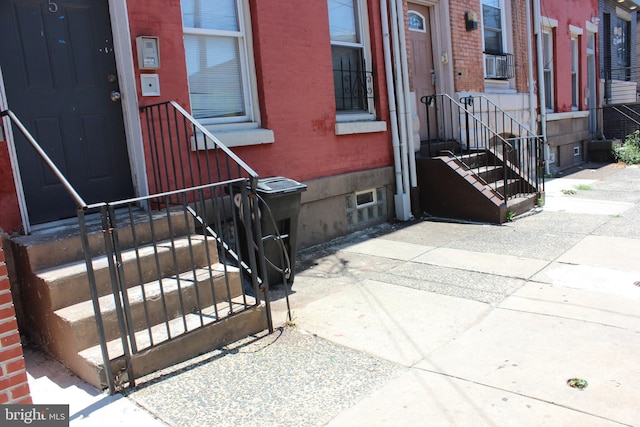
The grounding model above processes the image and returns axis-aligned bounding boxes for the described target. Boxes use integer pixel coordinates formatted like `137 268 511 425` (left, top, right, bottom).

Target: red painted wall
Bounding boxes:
541 0 598 113
0 128 22 235
127 0 393 184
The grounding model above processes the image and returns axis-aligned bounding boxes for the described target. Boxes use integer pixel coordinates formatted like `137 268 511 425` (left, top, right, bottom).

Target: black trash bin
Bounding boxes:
235 177 307 287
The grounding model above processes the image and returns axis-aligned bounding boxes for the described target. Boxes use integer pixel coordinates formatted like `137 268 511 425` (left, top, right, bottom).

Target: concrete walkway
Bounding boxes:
25 163 640 426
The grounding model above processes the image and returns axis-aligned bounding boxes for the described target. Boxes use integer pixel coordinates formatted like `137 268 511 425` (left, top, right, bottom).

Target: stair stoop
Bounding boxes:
53 264 243 353
7 208 270 391
82 302 268 389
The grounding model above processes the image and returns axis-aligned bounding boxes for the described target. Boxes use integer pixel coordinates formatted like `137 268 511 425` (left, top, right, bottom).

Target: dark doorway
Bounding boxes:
0 0 134 225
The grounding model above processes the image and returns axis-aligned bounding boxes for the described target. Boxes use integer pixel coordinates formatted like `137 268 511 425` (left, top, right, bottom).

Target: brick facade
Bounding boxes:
0 240 31 404
449 0 485 93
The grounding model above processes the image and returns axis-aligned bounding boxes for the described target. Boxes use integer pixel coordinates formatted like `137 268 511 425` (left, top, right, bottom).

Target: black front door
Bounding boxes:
0 0 134 225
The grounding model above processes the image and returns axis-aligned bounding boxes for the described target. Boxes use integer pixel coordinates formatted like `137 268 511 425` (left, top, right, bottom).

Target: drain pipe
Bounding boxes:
393 0 418 190
533 0 550 175
526 0 536 134
385 0 412 220
380 0 406 221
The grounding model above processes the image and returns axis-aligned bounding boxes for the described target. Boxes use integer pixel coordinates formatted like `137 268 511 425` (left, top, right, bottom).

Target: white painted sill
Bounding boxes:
546 111 590 121
335 120 387 135
191 127 275 150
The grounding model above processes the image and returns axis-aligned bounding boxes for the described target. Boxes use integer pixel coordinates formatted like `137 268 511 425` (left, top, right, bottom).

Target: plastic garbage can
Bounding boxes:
255 177 307 286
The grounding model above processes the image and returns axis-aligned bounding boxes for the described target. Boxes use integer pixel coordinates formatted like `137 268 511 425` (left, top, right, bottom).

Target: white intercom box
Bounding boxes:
136 36 160 70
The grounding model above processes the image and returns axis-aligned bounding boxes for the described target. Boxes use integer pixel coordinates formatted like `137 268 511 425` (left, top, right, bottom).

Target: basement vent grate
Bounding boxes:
346 187 386 227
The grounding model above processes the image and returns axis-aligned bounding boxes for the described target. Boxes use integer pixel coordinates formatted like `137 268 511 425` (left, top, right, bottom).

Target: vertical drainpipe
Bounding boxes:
526 0 536 134
394 0 418 190
380 0 409 221
533 0 550 175
388 0 412 220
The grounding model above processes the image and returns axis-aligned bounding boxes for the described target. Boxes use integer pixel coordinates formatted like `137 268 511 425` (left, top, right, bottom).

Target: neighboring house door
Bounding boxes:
409 4 436 142
0 0 134 225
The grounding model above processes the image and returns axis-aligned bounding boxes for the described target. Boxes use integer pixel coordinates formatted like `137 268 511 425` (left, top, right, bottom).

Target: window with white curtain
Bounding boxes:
328 0 374 117
181 0 253 123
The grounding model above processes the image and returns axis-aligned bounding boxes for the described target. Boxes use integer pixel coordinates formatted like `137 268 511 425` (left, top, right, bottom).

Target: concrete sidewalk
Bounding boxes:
25 163 640 426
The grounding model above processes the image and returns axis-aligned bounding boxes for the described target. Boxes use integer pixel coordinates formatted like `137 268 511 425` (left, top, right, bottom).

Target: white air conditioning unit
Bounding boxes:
485 54 508 79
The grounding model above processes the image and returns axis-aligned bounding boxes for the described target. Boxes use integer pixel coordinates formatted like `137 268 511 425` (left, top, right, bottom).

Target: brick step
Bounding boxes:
38 233 219 310
53 263 242 351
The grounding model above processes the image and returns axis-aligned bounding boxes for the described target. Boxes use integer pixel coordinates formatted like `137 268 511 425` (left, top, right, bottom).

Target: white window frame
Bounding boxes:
571 36 579 110
569 25 583 111
408 11 427 33
541 17 558 113
328 0 375 122
481 0 515 85
181 0 260 127
481 0 507 55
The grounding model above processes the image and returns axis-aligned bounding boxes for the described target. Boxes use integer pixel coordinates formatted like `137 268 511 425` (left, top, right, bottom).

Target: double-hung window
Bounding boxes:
328 0 374 118
181 0 254 124
571 34 580 110
481 0 513 80
541 19 555 112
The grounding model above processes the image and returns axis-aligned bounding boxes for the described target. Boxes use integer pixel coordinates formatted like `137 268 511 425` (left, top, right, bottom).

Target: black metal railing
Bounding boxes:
483 52 515 80
78 174 269 393
139 101 258 200
333 59 374 112
420 94 543 200
2 105 272 394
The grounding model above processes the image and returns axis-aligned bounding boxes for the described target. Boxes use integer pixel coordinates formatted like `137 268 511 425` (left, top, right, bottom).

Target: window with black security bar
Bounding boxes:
328 0 374 113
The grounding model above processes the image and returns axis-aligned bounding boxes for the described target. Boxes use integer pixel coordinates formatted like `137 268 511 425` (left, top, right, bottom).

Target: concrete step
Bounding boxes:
53 263 242 351
39 233 219 310
11 207 194 272
76 297 267 389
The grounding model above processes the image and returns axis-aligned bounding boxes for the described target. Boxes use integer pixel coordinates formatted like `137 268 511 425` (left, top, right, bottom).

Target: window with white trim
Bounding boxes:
482 0 504 54
181 0 256 124
571 36 579 110
481 0 514 80
542 29 554 112
328 0 374 119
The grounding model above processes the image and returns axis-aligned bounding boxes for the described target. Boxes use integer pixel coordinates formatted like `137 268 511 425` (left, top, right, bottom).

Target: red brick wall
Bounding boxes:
127 0 393 184
0 240 31 404
449 1 485 92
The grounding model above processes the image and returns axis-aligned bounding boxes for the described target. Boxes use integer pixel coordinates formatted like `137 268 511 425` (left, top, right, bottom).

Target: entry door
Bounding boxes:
409 4 436 142
0 0 134 225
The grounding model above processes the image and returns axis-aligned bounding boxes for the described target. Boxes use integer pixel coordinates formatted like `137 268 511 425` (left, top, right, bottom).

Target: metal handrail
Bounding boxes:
0 109 87 207
461 94 538 139
139 101 259 192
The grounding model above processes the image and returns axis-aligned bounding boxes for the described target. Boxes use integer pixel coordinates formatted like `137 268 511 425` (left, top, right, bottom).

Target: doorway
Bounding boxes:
408 4 436 142
0 0 134 225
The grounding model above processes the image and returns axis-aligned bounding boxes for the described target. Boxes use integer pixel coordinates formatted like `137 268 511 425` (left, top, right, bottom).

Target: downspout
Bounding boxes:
526 0 536 134
533 0 550 175
388 0 412 220
380 0 410 221
394 0 418 189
